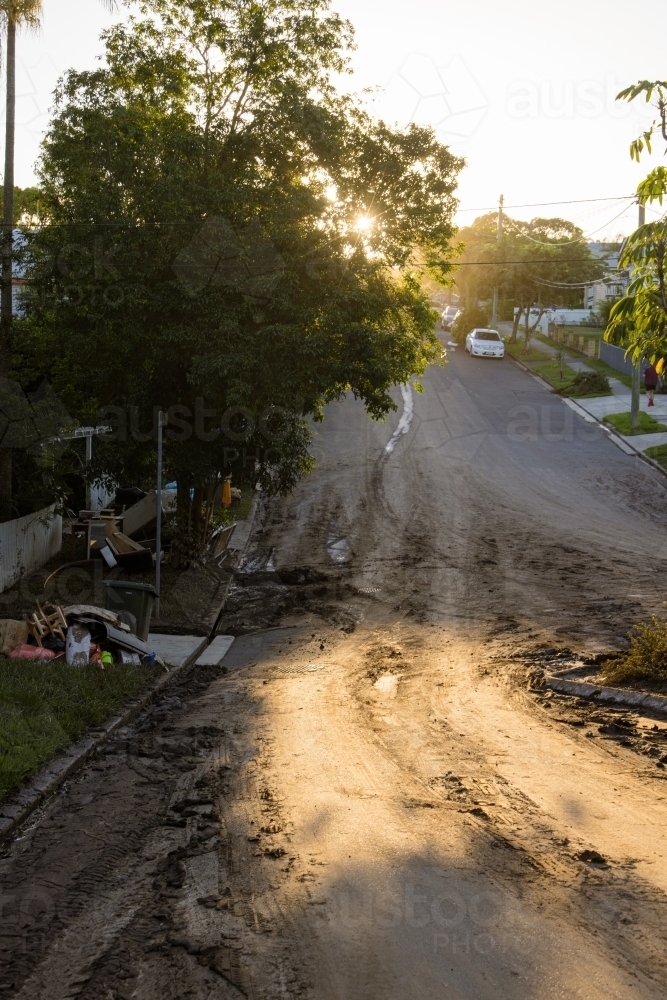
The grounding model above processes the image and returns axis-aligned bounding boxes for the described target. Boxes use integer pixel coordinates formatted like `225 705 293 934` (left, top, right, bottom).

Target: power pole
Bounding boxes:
491 194 503 328
154 410 168 618
631 360 640 430
630 200 645 430
0 16 16 521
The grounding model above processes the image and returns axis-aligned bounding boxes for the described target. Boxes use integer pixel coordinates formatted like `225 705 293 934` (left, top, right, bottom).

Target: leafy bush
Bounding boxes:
602 617 667 687
451 305 489 344
558 371 610 397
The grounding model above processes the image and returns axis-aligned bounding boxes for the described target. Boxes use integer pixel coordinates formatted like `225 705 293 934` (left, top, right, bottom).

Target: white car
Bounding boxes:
465 328 505 358
441 306 459 331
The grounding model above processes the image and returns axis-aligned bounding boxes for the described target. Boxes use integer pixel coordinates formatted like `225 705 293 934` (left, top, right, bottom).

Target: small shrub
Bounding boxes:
602 617 667 687
558 371 610 397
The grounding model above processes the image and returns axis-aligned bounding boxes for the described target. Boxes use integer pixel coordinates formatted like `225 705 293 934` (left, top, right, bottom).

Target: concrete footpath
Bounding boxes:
506 329 667 459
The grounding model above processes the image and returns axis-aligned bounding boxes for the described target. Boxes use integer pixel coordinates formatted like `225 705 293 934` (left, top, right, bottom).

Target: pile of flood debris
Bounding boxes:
0 601 160 667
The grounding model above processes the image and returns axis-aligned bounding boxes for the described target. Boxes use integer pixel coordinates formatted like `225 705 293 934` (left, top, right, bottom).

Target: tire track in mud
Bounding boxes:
0 664 287 1000
343 624 667 994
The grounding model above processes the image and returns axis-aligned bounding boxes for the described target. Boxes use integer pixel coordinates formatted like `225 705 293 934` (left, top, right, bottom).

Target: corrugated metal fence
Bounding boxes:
599 341 650 379
0 505 62 593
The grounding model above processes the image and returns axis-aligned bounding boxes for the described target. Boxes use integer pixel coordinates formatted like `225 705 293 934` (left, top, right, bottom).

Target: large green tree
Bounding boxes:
0 1 42 521
606 81 667 361
0 1 114 522
22 0 462 559
454 213 603 341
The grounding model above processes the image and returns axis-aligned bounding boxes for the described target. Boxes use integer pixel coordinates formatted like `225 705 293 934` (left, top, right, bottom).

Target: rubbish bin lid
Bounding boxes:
102 580 158 596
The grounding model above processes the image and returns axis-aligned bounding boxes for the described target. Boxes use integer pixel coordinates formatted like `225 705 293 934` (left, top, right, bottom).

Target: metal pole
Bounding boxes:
85 431 93 509
155 411 167 617
631 361 640 430
631 201 645 431
491 195 503 327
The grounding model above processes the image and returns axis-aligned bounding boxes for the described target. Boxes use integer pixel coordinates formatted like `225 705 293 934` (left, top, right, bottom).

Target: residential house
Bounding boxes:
583 242 629 313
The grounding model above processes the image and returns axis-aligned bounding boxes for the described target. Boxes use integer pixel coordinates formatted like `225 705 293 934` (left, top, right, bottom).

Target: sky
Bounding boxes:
6 0 667 240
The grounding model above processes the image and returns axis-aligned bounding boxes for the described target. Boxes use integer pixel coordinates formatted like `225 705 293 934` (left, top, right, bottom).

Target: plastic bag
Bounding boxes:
66 624 91 666
9 644 56 661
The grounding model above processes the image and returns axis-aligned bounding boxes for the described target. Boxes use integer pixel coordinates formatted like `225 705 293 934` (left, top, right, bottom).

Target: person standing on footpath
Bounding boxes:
644 363 659 406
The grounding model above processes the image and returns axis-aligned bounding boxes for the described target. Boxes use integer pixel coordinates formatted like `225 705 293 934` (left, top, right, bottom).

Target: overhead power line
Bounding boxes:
533 276 615 288
454 258 612 266
456 195 636 214
520 201 640 247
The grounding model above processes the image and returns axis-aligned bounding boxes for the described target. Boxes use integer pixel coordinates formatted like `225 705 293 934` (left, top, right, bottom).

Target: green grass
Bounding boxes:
645 442 667 469
537 335 644 390
603 411 667 435
505 340 551 363
532 361 579 392
0 655 160 802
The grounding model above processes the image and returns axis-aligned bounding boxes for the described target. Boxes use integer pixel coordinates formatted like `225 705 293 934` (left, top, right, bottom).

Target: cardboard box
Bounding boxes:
0 619 30 655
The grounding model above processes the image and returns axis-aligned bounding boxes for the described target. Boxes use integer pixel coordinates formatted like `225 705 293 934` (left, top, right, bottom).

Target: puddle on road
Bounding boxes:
384 383 414 455
327 536 350 563
374 674 401 696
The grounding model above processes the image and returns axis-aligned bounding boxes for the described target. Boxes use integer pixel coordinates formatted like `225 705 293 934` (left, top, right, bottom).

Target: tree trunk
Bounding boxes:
529 307 546 334
509 307 521 343
191 484 205 543
0 17 16 522
524 305 530 350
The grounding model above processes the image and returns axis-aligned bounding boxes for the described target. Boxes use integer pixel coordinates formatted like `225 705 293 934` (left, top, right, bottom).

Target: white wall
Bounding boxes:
0 505 62 593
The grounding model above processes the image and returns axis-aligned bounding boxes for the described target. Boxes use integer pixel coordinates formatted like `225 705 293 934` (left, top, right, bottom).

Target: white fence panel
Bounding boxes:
0 504 62 593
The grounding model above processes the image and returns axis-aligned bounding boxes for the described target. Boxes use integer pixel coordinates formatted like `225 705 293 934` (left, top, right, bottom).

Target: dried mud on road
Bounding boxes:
3 361 667 999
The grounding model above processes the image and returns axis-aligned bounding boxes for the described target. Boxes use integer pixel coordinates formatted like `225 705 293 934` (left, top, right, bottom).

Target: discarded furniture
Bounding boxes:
104 520 154 573
24 601 68 646
209 522 236 567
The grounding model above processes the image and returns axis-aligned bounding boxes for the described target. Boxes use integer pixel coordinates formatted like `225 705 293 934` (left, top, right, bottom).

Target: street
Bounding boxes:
2 346 667 999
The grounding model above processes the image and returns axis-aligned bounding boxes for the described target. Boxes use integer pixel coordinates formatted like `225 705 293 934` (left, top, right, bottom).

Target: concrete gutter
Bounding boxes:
545 670 667 717
563 396 667 478
206 491 261 640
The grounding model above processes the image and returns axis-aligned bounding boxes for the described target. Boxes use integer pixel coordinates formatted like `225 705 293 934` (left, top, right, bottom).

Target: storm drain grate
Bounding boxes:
270 662 330 675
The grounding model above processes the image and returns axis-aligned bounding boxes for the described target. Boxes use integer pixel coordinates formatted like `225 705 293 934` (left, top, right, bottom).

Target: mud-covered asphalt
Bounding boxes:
2 348 667 999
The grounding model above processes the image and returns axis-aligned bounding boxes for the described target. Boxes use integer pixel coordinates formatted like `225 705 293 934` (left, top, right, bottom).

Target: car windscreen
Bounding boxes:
475 331 501 341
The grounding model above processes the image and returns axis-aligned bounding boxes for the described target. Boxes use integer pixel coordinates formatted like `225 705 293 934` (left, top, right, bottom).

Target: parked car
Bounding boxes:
465 328 505 358
441 306 459 331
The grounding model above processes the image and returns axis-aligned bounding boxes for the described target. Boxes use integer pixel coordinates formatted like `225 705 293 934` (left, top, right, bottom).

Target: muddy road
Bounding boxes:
2 349 667 999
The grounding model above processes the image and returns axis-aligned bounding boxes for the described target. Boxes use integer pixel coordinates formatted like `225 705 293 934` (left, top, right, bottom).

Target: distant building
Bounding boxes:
584 242 629 313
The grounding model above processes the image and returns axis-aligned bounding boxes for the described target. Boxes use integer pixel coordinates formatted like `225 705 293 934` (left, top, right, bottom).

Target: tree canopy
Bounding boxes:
454 213 603 325
18 0 463 549
606 80 667 362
